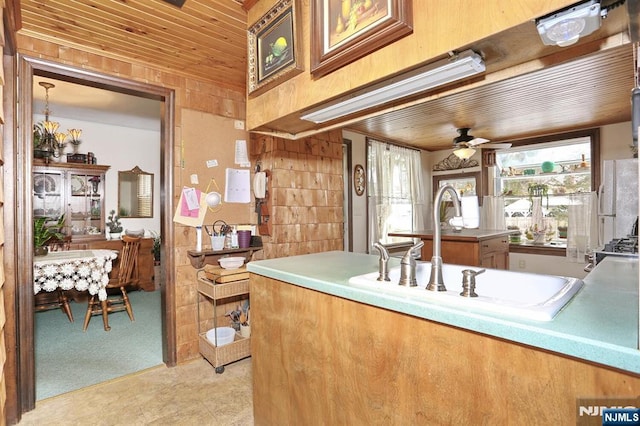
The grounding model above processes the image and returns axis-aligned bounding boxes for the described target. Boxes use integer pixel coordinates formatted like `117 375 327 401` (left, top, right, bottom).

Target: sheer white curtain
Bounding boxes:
481 196 506 230
367 140 425 251
566 192 599 263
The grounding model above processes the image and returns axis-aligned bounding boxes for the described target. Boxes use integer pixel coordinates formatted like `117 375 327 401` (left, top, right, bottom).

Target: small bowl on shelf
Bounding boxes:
206 327 235 347
218 256 245 270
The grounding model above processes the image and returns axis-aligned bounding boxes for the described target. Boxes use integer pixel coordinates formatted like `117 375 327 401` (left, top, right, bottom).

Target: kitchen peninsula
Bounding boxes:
389 229 513 269
247 252 639 424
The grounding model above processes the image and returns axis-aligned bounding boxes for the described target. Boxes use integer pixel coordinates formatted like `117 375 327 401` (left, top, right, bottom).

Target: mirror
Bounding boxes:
118 166 154 218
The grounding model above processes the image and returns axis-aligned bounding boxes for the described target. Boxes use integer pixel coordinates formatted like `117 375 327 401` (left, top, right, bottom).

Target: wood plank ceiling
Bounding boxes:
16 0 639 151
18 0 249 91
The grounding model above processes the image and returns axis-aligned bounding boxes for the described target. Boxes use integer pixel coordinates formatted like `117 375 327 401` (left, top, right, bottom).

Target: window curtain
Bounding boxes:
367 140 425 251
481 195 506 230
566 192 599 263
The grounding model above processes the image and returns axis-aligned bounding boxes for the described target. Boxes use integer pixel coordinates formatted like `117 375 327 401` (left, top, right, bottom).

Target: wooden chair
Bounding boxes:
34 236 74 322
83 235 141 331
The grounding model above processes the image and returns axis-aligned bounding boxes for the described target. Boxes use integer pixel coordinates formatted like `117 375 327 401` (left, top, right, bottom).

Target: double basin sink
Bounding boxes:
348 262 584 321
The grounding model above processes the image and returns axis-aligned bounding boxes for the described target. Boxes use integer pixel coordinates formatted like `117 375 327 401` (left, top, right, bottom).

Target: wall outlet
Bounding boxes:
518 260 526 268
234 120 245 130
206 159 218 168
190 174 199 185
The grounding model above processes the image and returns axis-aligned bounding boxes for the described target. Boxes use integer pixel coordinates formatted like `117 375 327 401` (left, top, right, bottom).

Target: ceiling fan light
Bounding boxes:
453 147 476 160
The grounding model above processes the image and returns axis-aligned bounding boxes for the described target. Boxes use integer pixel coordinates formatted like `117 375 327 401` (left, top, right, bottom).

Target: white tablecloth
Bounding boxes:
34 249 118 301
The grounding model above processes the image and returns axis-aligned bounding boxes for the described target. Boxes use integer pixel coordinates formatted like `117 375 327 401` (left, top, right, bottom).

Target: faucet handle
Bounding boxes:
373 242 390 282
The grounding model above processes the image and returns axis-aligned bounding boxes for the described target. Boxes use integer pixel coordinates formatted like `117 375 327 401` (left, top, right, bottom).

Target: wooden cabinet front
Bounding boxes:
33 162 110 242
421 235 509 270
87 238 155 291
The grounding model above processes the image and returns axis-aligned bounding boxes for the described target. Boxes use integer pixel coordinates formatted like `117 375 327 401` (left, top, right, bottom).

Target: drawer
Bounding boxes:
480 236 509 254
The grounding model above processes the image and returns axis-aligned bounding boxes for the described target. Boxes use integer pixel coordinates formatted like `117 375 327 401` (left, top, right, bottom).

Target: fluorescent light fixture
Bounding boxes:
536 0 601 47
300 50 485 123
453 147 476 160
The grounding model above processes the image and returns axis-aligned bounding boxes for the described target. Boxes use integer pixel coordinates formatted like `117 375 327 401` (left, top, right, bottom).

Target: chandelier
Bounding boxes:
34 81 82 163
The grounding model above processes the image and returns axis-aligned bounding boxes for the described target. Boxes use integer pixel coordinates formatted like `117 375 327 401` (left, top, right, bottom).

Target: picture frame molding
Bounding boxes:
310 0 413 78
247 0 304 96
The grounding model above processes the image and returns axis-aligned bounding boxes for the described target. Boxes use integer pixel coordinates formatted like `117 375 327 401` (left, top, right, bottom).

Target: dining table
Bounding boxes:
34 249 118 302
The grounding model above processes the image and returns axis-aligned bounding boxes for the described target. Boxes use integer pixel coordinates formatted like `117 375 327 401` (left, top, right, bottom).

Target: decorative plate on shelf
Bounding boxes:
34 175 56 194
71 176 86 195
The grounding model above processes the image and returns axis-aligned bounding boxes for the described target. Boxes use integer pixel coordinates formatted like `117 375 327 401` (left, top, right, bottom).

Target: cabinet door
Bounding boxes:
34 170 64 220
67 171 105 238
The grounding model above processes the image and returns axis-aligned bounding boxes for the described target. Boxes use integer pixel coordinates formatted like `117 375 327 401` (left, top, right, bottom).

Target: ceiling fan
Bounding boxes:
451 128 512 159
452 128 512 149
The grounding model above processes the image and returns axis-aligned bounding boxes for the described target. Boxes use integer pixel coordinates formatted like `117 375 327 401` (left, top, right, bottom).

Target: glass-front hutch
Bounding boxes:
33 163 110 241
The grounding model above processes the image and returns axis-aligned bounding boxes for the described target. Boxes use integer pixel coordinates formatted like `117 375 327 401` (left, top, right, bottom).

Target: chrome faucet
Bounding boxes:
373 242 390 282
427 184 462 291
399 241 424 287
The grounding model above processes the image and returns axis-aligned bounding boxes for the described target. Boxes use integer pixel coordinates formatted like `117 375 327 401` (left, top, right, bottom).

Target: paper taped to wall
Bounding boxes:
225 168 251 203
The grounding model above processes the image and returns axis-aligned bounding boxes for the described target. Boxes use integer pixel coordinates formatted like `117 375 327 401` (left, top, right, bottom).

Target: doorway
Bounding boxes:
13 54 176 412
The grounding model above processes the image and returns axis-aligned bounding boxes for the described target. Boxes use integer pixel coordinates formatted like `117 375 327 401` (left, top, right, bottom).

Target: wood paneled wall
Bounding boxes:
246 0 577 131
0 6 7 425
250 130 344 259
11 34 248 368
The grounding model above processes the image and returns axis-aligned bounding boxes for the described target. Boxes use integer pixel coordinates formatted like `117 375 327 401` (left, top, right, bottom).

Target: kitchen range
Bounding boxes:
589 158 640 268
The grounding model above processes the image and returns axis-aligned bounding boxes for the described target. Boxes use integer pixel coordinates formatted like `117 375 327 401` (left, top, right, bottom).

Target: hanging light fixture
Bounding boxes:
36 81 69 162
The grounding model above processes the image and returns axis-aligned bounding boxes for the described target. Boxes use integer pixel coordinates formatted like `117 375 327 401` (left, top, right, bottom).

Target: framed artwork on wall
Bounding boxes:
310 0 413 78
248 0 304 96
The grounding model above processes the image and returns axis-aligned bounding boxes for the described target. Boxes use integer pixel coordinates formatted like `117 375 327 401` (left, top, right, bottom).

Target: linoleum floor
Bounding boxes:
18 357 254 425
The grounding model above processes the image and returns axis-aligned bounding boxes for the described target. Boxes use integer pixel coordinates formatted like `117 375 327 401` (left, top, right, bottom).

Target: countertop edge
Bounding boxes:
247 252 640 376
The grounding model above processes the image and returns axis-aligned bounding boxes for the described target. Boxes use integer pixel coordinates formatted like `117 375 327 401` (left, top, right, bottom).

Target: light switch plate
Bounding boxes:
206 159 218 168
234 120 245 130
190 174 199 184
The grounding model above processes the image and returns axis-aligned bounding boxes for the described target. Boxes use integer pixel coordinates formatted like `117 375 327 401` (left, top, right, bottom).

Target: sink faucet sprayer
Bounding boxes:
399 241 424 287
373 242 390 282
427 184 463 292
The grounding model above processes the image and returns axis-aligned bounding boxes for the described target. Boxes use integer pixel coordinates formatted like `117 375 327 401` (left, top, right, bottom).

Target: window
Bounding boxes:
493 130 599 246
367 139 425 249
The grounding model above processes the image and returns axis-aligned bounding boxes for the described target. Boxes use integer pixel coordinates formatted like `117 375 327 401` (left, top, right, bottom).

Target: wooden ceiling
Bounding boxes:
18 0 249 91
15 1 639 151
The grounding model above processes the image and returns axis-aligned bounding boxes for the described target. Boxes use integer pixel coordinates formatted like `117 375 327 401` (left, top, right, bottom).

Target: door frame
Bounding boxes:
13 54 176 412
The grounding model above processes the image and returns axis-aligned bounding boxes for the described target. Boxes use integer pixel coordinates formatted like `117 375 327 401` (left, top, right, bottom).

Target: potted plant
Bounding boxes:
106 210 123 239
34 215 65 256
149 230 161 265
528 183 549 209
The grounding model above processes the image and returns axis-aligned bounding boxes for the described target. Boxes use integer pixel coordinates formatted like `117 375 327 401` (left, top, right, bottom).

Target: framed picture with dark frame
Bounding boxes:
310 0 413 78
248 0 303 96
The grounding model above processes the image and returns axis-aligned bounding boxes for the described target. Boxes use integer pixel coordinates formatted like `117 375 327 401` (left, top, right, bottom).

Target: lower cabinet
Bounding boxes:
421 235 509 270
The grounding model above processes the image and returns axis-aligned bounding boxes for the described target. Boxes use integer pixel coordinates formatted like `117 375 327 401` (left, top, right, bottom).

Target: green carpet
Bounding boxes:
35 289 163 400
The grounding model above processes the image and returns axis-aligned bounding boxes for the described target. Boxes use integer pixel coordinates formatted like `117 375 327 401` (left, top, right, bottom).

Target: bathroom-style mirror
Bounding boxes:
118 166 154 218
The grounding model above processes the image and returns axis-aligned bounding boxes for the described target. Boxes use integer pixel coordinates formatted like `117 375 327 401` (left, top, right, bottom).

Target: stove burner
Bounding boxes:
603 236 639 254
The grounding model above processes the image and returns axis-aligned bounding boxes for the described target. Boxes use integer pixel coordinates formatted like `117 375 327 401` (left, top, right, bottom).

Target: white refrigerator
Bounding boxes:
598 158 639 244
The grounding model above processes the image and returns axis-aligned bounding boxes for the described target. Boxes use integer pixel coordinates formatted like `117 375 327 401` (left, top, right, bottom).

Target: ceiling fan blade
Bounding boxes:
467 137 490 146
481 143 512 150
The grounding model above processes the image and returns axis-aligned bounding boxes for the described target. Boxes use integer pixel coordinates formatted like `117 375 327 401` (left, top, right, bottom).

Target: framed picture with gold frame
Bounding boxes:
310 0 413 77
248 0 304 96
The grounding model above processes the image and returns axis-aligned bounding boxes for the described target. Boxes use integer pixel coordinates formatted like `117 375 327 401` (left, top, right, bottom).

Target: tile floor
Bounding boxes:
18 357 254 425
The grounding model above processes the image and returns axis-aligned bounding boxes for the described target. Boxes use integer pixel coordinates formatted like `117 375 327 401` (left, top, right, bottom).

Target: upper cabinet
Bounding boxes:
33 163 110 241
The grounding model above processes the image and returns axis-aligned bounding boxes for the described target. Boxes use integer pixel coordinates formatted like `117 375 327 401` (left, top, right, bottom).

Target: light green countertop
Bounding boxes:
247 251 640 375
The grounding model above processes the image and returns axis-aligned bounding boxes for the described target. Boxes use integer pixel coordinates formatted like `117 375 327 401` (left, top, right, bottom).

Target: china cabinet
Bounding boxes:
33 163 110 241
